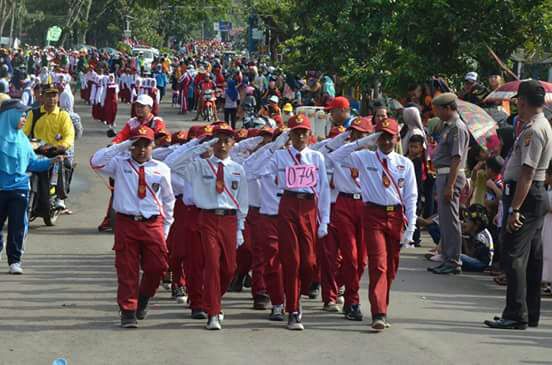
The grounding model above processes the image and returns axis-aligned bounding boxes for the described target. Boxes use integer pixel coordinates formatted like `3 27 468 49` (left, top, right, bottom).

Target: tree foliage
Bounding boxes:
250 0 552 94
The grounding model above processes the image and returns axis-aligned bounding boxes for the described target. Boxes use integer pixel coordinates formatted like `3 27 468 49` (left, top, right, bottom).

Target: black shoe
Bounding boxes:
121 310 138 328
106 128 117 138
191 308 208 320
342 304 352 316
228 273 245 292
427 262 445 272
136 296 150 320
484 318 528 330
371 314 386 331
308 283 320 299
432 262 461 275
269 305 285 321
345 304 363 321
253 293 270 310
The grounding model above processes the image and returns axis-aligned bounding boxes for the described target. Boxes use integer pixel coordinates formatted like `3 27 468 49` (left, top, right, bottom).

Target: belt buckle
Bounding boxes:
214 209 225 216
297 193 306 199
353 193 361 200
385 206 395 212
133 215 142 221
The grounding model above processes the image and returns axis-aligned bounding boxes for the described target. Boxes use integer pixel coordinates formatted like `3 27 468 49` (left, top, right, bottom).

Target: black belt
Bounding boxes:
201 208 237 216
338 192 362 200
118 213 159 222
283 190 315 200
365 202 402 212
261 213 278 218
175 194 183 200
249 206 260 212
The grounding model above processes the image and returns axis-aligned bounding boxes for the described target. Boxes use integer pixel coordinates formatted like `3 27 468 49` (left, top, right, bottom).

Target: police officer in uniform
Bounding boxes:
485 80 552 329
428 93 470 275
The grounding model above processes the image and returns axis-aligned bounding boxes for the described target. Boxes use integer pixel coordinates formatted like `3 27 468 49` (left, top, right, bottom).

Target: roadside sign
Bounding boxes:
219 21 232 32
46 26 62 42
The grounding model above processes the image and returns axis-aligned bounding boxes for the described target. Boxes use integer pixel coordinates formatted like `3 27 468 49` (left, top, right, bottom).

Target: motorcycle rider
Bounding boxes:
24 84 75 209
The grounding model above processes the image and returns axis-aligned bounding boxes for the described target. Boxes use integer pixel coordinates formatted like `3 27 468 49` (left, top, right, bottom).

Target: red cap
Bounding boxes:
187 125 203 139
288 114 311 131
213 122 235 136
375 118 399 136
235 128 249 140
328 125 346 138
258 125 274 137
348 116 374 133
197 125 214 139
130 126 155 141
172 130 188 144
325 96 350 111
247 129 260 138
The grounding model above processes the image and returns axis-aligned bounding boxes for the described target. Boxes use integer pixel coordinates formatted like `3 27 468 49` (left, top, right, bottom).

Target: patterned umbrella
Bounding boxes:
457 100 498 149
484 79 552 104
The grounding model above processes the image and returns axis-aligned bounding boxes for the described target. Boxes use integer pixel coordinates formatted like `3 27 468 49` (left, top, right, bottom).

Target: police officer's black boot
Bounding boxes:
136 296 150 320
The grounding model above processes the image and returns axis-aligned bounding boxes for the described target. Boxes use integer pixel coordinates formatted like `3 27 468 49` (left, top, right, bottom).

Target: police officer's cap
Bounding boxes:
432 92 458 107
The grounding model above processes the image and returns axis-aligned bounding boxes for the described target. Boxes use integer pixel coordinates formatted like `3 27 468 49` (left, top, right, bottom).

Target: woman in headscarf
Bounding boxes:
224 79 240 129
0 100 54 275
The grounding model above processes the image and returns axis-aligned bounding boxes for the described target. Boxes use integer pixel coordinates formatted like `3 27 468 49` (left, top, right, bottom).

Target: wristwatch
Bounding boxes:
508 207 521 214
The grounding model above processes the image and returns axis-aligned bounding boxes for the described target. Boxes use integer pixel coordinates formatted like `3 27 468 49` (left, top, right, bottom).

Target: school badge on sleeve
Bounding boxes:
231 180 239 190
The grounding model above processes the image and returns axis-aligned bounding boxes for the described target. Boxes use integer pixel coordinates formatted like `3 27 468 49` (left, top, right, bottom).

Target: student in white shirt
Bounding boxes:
90 126 175 329
329 118 417 331
257 114 331 330
179 123 249 330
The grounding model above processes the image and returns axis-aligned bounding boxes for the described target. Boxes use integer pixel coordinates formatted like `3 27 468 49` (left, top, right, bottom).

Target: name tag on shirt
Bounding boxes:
285 164 317 189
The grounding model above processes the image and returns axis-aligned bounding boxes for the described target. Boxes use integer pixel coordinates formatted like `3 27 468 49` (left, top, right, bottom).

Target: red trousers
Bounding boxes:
277 195 317 313
103 88 118 125
318 202 341 304
181 205 204 310
254 214 285 305
363 205 403 316
92 103 103 121
333 195 367 306
167 199 186 289
114 214 168 311
246 208 266 296
199 211 237 316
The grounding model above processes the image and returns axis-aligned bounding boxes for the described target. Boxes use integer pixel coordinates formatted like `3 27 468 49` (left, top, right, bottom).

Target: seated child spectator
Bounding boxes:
461 204 494 271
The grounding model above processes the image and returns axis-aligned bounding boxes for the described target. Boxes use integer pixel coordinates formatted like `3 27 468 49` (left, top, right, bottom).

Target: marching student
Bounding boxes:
324 117 373 320
257 114 331 330
329 118 417 331
90 126 175 329
177 123 249 330
164 125 217 319
244 129 291 321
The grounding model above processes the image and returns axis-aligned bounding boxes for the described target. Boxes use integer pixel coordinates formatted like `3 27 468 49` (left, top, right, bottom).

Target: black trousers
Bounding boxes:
224 108 237 129
500 181 546 324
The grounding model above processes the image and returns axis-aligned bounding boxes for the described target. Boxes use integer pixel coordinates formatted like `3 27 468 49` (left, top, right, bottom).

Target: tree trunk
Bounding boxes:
80 0 93 44
0 0 14 38
60 0 86 47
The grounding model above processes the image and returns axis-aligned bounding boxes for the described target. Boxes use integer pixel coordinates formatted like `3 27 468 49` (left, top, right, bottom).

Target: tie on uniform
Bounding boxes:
138 166 147 199
381 158 391 188
296 153 301 163
350 168 359 180
216 162 225 193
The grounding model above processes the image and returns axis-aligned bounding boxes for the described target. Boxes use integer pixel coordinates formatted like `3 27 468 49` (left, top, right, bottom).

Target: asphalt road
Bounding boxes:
0 99 551 365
